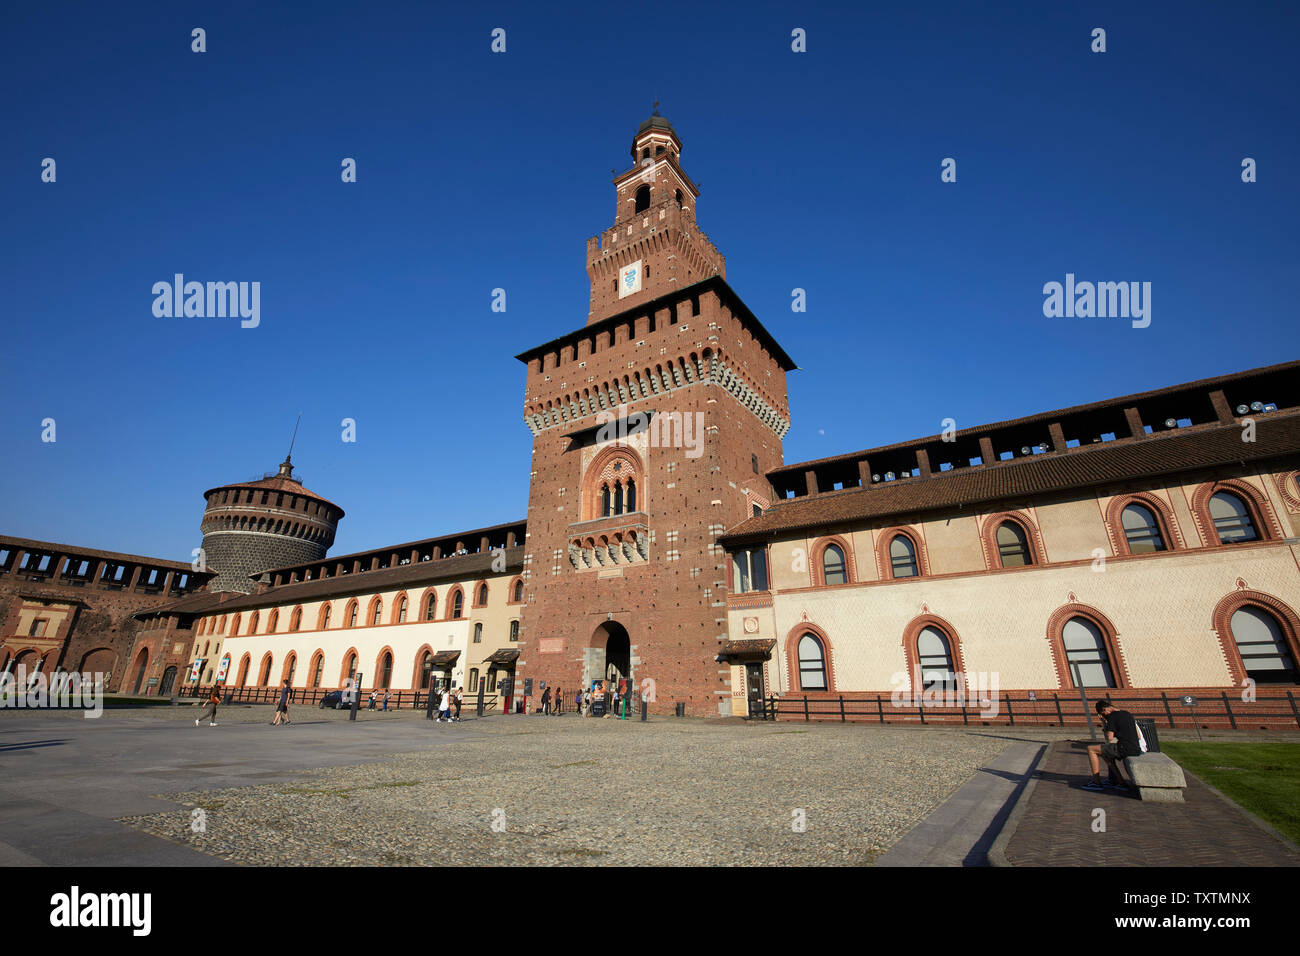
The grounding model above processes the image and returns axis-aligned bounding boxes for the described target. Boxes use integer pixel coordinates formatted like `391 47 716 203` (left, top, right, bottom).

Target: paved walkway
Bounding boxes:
992 740 1300 866
876 738 1043 866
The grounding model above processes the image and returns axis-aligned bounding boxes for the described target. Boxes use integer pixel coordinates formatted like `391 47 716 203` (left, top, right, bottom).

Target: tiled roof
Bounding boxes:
721 412 1300 544
259 518 527 577
132 591 233 619
180 547 525 617
203 475 342 511
768 358 1300 477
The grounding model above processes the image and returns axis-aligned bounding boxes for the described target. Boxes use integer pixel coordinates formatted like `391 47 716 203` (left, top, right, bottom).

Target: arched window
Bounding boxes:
510 621 519 642
452 590 463 619
1062 616 1116 687
267 610 279 633
477 583 488 606
310 652 324 688
512 579 524 603
996 521 1033 567
613 481 625 516
346 600 358 627
236 654 250 687
320 604 331 629
424 592 437 620
917 626 956 691
674 188 683 206
397 596 408 622
1121 504 1166 553
473 622 483 644
601 484 611 517
797 634 827 690
634 184 650 213
248 611 259 635
822 545 847 585
259 654 273 685
889 535 919 578
344 652 357 683
370 599 383 626
626 479 636 512
284 653 297 684
1210 492 1259 544
231 613 241 638
378 651 393 689
289 607 302 632
1229 606 1297 684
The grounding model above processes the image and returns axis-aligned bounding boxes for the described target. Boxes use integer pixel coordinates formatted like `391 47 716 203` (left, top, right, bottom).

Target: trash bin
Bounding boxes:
1136 717 1160 753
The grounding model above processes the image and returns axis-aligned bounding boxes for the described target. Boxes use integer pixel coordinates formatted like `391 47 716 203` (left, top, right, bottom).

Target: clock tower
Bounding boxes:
585 107 727 324
516 111 795 715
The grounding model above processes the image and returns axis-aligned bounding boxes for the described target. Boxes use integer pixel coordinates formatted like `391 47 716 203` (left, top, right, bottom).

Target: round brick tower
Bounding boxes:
199 456 344 593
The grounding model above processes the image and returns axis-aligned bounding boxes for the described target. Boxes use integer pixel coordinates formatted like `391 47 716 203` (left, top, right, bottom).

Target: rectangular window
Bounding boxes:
732 549 768 593
29 618 48 637
469 669 479 693
509 621 519 642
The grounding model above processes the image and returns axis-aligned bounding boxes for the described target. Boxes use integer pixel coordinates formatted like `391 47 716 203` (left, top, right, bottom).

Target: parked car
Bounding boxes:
319 690 354 710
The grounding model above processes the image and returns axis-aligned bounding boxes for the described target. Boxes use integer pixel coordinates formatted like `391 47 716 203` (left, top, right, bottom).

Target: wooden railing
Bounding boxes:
755 688 1300 730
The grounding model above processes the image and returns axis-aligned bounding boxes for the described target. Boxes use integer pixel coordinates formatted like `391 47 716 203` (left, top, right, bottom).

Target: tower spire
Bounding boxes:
278 414 302 478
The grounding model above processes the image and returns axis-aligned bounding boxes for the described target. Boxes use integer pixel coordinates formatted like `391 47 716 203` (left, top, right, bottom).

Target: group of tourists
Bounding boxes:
537 679 631 718
428 683 463 722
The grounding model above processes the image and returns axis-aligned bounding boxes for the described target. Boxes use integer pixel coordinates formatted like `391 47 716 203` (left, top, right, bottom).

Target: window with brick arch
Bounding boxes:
797 635 827 690
996 521 1033 567
424 593 437 620
1210 492 1259 544
513 580 524 603
477 583 488 606
585 452 644 521
452 590 463 619
889 535 919 578
823 545 847 585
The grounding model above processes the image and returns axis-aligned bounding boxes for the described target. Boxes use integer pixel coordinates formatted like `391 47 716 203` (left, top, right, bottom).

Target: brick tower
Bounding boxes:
516 111 797 715
199 456 344 593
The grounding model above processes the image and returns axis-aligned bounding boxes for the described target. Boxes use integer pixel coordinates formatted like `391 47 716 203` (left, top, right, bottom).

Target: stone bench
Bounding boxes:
1123 753 1188 802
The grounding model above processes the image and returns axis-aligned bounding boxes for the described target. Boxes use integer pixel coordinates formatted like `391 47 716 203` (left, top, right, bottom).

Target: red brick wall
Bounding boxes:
517 290 789 714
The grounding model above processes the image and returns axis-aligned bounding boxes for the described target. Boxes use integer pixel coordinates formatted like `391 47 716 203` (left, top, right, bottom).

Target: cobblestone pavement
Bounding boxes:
118 712 1028 866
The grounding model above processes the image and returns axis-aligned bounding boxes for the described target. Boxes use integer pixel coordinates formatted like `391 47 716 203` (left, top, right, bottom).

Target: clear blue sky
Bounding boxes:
2 0 1297 562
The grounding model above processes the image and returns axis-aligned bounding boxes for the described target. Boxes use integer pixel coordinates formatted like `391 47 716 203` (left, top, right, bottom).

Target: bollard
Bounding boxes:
349 673 363 722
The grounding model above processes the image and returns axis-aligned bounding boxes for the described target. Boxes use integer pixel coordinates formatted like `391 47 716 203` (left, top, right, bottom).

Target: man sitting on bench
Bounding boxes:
1082 700 1141 792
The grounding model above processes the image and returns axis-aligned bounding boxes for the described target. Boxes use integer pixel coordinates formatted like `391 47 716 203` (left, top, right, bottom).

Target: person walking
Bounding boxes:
271 679 292 725
453 686 463 722
194 688 221 726
554 686 563 715
609 683 620 719
541 686 552 715
438 685 452 722
382 689 391 712
575 687 583 716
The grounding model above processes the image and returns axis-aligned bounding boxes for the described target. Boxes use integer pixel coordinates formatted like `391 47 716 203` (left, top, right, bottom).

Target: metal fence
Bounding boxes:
177 683 501 714
755 689 1300 731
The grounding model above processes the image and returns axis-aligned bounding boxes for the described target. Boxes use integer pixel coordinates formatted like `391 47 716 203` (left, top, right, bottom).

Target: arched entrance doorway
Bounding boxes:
130 648 149 695
591 621 631 684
